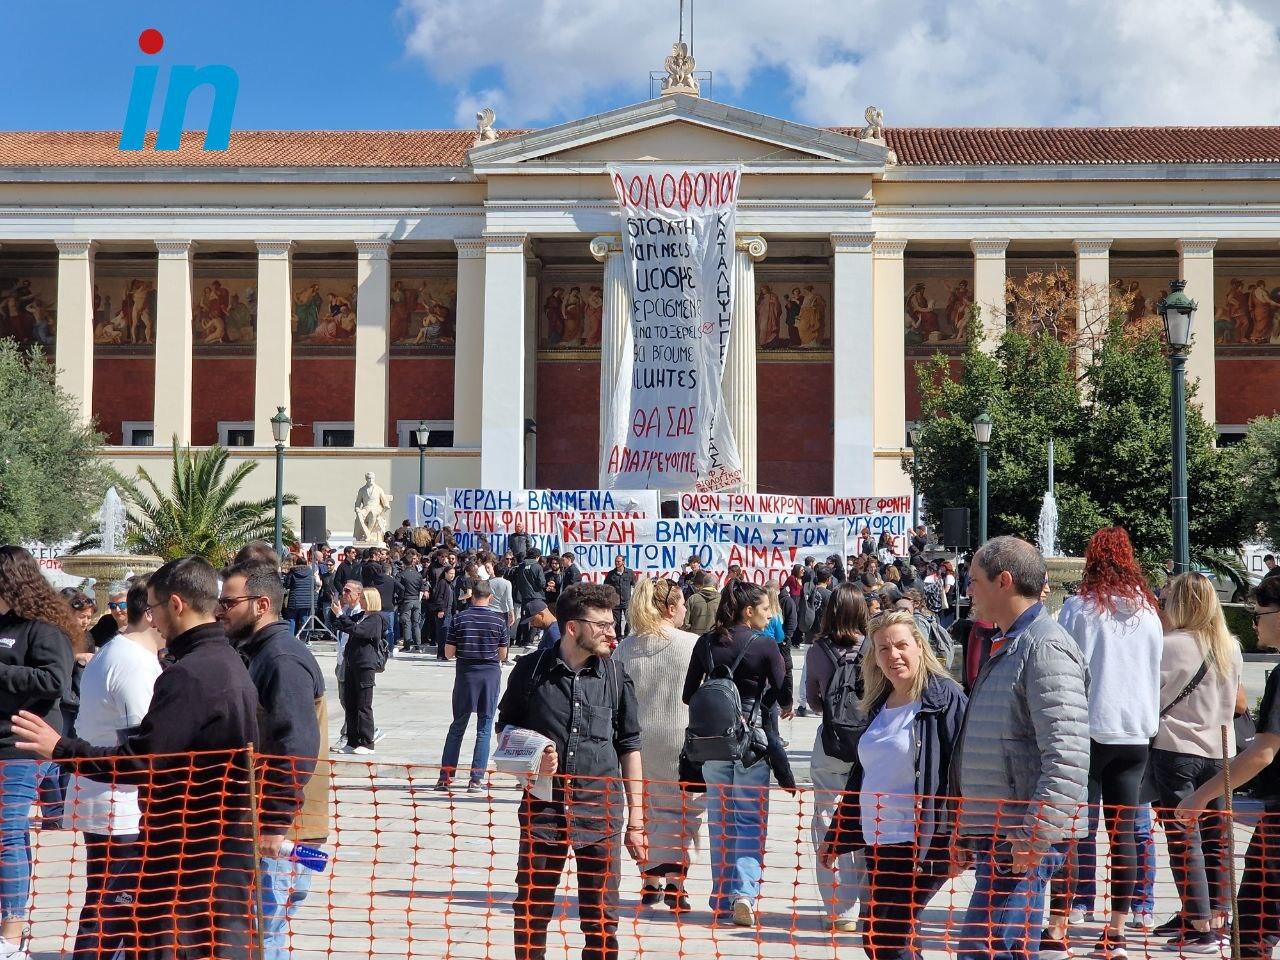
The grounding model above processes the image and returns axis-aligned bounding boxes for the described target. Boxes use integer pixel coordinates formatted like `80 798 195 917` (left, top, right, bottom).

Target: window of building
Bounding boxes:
1217 425 1247 448
395 420 455 449
122 421 155 447
314 422 355 448
218 422 255 447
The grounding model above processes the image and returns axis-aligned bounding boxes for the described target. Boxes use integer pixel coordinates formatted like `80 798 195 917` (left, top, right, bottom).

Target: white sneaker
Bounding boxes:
731 898 755 927
0 935 29 960
331 744 356 754
1070 908 1091 924
1126 913 1155 932
353 745 375 755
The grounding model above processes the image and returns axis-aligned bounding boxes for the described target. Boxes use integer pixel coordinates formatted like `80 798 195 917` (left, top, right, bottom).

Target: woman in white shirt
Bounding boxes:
1149 572 1243 951
821 611 966 960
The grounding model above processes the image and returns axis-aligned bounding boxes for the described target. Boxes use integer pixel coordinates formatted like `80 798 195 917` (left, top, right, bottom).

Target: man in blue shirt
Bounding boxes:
435 580 508 792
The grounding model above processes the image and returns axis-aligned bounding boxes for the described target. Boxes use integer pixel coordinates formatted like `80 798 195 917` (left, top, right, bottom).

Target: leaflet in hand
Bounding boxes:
493 726 555 801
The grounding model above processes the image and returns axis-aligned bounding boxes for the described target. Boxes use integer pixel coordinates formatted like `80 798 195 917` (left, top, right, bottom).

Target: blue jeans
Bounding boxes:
259 855 313 960
959 838 1067 960
703 757 770 914
439 662 499 782
0 759 37 922
382 610 397 659
283 608 309 640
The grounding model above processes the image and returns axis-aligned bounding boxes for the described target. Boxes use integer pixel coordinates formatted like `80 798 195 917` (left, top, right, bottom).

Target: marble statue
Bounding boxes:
661 41 700 96
861 105 886 142
353 472 393 544
474 107 498 146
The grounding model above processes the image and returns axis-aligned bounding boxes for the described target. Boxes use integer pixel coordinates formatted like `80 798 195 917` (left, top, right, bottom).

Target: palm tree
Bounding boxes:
116 440 298 566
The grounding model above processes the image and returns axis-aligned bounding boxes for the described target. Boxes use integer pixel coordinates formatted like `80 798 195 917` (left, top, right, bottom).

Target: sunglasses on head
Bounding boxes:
67 597 92 611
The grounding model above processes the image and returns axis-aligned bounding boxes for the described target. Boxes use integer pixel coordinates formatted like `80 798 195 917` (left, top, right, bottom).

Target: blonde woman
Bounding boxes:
822 611 966 960
331 583 384 755
1149 572 1243 950
615 578 704 910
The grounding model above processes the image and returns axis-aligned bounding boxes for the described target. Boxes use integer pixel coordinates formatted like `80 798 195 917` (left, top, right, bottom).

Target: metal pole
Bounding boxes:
245 743 268 960
1171 351 1190 573
978 444 989 545
1222 724 1240 960
273 442 285 558
417 446 426 498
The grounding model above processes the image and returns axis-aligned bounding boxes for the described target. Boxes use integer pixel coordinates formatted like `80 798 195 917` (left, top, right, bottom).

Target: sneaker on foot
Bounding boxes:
664 883 691 913
433 779 451 792
0 936 28 960
1092 930 1127 959
352 745 374 755
831 918 858 934
1126 913 1155 932
1166 931 1220 954
1070 907 1093 924
1039 931 1072 960
467 779 484 793
731 898 755 927
332 744 357 754
1154 916 1192 939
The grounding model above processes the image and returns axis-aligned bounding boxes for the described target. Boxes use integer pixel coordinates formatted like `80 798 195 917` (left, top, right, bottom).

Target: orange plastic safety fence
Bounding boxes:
14 751 1279 959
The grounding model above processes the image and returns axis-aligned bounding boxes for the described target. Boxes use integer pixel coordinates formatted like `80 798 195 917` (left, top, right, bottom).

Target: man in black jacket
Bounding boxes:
511 548 547 647
217 560 327 960
14 556 259 960
603 556 635 637
508 520 531 562
559 552 582 589
394 551 426 651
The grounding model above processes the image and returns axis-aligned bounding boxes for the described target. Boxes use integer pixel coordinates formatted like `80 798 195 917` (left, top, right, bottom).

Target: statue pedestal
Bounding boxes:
1044 556 1086 614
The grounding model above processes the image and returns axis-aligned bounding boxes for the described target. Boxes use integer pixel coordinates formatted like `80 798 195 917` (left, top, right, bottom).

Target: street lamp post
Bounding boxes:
415 419 430 498
972 412 994 546
270 406 292 557
1158 279 1196 574
908 425 921 530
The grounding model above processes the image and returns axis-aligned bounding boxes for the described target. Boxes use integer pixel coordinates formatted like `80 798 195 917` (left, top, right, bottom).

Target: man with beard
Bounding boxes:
13 556 258 960
497 583 646 960
217 561 327 960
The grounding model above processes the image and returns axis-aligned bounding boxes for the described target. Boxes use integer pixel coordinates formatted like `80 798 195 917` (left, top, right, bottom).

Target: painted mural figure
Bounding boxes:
784 287 803 346
1222 278 1250 343
389 280 412 343
944 279 973 339
1248 280 1280 343
0 280 38 342
561 286 584 344
584 285 604 347
906 282 941 341
132 280 157 344
543 287 564 346
294 283 322 336
797 284 827 346
226 293 254 342
756 284 784 347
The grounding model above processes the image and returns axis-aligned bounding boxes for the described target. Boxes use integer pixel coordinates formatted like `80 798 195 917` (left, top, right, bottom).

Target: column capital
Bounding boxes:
1072 238 1113 258
970 238 1010 259
54 239 96 258
354 239 391 260
483 232 529 254
155 239 195 259
831 232 875 254
735 235 767 261
1176 238 1217 259
455 238 487 260
872 239 908 259
589 236 622 261
254 240 293 259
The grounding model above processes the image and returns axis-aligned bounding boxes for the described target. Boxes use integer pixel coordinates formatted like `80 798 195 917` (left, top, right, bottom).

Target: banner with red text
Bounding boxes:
603 164 743 493
441 488 660 556
678 493 913 555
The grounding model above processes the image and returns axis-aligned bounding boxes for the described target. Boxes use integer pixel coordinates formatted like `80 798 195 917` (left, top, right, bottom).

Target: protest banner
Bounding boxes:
679 493 913 554
408 495 446 531
601 164 743 493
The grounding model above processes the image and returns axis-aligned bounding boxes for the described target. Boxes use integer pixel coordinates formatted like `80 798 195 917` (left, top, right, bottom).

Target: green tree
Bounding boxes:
910 272 1251 571
0 339 112 545
1232 414 1280 549
116 441 297 566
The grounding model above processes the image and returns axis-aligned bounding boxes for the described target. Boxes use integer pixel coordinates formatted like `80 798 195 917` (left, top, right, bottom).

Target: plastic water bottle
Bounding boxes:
279 839 329 873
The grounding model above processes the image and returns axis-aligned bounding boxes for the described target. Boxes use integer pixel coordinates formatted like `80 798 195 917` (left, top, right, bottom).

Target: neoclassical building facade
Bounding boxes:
3 94 1279 534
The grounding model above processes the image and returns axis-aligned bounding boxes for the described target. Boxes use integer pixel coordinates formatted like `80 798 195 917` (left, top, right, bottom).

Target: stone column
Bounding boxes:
590 236 628 486
254 241 293 445
480 234 528 488
722 236 766 493
1073 239 1112 372
872 239 909 495
153 240 196 445
1178 239 1218 426
832 232 875 494
54 240 96 426
452 238 486 448
971 238 1010 352
353 240 391 448
524 257 540 487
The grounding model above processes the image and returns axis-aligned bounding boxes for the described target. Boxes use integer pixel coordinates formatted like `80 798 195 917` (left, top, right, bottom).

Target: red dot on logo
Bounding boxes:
138 29 164 55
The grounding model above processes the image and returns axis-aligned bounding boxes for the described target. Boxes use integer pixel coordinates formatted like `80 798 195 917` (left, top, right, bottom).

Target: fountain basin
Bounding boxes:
1044 555 1086 614
58 553 163 608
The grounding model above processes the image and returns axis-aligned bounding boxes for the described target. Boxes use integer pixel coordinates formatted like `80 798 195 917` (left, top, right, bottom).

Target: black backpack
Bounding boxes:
683 635 760 763
817 637 866 762
798 582 818 633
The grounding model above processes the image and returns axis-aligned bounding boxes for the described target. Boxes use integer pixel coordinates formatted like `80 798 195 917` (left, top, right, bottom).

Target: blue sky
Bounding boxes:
6 0 1280 133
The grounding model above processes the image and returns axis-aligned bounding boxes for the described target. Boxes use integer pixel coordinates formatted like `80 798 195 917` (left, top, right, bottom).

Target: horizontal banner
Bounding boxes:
445 488 660 517
679 492 912 517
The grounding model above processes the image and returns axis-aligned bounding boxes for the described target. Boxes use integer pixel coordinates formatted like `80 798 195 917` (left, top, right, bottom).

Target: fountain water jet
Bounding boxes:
58 487 163 608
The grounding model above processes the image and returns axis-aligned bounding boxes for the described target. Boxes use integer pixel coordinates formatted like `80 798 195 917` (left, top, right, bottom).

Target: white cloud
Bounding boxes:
399 0 1280 128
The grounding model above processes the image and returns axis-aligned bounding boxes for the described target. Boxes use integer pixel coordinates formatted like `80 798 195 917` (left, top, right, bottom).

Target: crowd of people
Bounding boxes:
0 526 1278 960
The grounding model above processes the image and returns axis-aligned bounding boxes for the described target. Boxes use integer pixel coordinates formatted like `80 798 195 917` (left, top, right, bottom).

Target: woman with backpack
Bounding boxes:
681 581 791 927
1148 572 1242 950
804 583 870 933
821 610 966 960
615 577 704 911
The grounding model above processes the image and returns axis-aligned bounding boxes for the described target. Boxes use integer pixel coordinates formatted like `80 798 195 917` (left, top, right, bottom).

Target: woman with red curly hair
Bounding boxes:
1042 527 1163 960
0 545 75 956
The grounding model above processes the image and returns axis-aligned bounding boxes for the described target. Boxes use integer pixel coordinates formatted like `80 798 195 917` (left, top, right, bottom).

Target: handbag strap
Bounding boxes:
1160 660 1210 717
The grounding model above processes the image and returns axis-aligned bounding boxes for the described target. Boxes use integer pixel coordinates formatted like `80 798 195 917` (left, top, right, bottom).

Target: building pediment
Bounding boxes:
469 95 890 173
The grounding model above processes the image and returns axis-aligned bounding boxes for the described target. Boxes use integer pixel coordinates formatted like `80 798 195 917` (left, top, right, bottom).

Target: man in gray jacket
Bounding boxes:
951 536 1089 960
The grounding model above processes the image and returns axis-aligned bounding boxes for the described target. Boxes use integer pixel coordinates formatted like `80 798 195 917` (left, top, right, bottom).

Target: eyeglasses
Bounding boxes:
107 602 127 612
571 618 617 637
215 595 264 611
1253 609 1280 627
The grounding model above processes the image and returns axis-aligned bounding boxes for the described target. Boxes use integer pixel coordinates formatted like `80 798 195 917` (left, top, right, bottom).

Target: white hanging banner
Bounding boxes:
602 163 743 493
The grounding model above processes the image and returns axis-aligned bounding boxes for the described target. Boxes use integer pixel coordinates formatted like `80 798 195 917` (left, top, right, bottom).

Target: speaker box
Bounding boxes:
301 506 327 543
941 507 971 550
